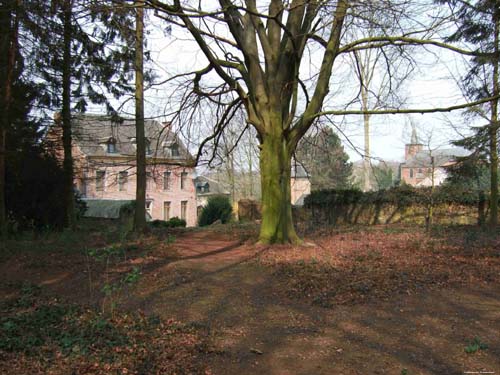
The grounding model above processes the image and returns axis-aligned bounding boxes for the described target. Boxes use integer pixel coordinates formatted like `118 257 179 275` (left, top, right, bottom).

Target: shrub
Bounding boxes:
167 217 186 228
150 217 186 228
198 195 233 226
150 219 168 228
304 185 486 208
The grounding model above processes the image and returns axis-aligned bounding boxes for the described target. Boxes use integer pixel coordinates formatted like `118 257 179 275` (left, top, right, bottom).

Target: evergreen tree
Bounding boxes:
438 0 500 227
0 2 71 232
25 0 138 228
0 0 22 240
296 127 353 191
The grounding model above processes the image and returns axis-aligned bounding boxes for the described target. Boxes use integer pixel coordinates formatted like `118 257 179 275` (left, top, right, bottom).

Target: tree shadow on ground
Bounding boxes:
1 226 499 374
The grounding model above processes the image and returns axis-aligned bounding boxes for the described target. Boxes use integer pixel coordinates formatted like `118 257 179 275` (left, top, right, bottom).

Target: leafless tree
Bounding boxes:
144 0 495 244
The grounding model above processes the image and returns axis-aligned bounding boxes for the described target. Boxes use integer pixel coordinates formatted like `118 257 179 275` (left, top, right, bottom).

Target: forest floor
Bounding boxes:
1 221 499 374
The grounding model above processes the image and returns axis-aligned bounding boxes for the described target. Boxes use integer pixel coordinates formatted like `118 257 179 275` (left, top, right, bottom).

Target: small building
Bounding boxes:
194 175 231 216
46 114 198 226
400 129 468 187
291 164 311 205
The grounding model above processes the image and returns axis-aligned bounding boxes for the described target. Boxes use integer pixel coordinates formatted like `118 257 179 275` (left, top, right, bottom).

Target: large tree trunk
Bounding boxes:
62 0 75 229
489 11 499 228
0 125 6 241
0 0 18 240
133 0 147 233
258 131 300 244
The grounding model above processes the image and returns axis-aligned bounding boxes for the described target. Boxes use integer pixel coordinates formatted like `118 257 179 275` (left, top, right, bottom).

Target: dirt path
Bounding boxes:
126 230 500 375
1 228 498 374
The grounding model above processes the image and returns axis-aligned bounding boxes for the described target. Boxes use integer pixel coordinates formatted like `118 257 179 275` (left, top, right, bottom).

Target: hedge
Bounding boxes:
304 186 488 208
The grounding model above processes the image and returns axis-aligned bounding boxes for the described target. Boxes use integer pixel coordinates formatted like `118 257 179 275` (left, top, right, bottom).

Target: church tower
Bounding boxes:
405 127 423 160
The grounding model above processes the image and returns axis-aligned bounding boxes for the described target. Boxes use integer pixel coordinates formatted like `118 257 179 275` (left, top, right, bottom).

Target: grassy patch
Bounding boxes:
464 337 488 354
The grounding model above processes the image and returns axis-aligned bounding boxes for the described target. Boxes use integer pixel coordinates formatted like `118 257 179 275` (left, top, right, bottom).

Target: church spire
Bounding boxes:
405 125 423 160
410 126 419 144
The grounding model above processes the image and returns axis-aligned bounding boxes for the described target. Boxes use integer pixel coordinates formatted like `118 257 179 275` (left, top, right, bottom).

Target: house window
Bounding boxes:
118 171 128 191
163 201 171 221
181 201 187 221
146 200 153 218
146 172 153 191
107 138 117 153
80 176 87 197
146 139 152 155
96 170 105 191
163 171 171 190
409 168 414 178
181 172 188 190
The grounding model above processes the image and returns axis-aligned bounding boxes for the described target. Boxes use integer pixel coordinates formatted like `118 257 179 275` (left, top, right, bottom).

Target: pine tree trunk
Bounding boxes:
258 131 300 244
489 12 499 228
0 126 6 241
133 0 147 233
0 8 10 240
62 0 75 229
0 0 18 240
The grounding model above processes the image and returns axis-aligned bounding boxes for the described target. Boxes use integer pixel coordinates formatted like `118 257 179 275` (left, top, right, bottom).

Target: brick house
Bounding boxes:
46 114 197 226
400 129 468 187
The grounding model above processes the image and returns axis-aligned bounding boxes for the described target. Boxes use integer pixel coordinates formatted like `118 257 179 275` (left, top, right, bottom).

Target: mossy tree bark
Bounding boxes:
259 128 299 244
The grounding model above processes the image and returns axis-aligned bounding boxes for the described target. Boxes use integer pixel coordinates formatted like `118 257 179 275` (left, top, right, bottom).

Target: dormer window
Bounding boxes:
171 143 180 157
107 137 117 153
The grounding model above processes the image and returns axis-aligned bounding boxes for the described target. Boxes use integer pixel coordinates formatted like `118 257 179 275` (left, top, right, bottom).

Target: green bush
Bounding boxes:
198 195 233 226
166 217 186 228
150 217 186 228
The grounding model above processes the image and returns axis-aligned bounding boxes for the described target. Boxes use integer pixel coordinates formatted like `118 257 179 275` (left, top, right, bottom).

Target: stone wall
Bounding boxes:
293 202 489 228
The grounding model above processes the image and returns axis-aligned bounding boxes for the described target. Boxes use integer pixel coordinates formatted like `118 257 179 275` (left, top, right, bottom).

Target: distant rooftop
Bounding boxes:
402 148 470 168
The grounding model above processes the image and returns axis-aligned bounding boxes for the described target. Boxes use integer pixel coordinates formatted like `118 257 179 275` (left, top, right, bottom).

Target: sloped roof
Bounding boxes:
83 199 134 219
401 148 469 168
194 175 230 196
70 114 193 162
291 163 310 179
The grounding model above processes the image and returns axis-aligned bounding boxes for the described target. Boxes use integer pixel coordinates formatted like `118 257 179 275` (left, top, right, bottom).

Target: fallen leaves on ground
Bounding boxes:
259 226 500 306
0 296 212 375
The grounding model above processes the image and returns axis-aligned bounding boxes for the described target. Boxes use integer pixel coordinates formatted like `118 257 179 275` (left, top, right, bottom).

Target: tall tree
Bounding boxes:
296 126 353 190
0 0 20 239
27 0 136 228
147 0 494 244
133 0 147 232
438 0 500 227
61 0 75 228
